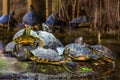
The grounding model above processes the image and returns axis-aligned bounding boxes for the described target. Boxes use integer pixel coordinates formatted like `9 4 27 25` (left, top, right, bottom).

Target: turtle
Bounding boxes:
5 41 36 60
21 5 42 30
63 36 96 61
24 46 78 73
89 45 115 69
64 43 96 61
45 13 66 33
70 15 93 29
0 11 17 31
13 26 43 47
37 31 63 50
24 46 69 65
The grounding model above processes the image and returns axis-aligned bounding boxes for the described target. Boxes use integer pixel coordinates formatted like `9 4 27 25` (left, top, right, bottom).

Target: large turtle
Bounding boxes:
13 27 43 47
37 31 63 50
24 46 70 65
24 46 78 73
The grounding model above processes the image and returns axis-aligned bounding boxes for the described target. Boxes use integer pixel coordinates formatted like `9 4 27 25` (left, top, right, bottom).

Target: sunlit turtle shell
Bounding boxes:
37 31 63 50
64 43 96 61
13 27 41 45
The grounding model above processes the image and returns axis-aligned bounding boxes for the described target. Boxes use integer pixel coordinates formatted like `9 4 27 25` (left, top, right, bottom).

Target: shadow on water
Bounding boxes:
0 39 119 80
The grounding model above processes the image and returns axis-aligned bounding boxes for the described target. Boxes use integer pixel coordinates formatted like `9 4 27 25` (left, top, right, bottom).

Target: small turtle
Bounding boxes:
37 31 63 50
13 27 43 47
45 14 66 33
70 15 93 29
0 11 17 31
90 45 115 66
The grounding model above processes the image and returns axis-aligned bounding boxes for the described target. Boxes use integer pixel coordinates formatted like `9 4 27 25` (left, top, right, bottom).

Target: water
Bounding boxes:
0 39 120 80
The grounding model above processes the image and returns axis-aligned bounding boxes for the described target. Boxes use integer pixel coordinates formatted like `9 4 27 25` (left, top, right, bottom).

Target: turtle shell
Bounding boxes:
64 43 95 60
90 45 115 60
13 28 40 45
0 15 9 24
38 31 63 50
30 47 64 61
22 12 37 26
5 41 16 52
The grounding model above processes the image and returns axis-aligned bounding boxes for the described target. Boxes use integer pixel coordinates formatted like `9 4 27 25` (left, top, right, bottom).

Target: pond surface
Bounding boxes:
0 39 120 80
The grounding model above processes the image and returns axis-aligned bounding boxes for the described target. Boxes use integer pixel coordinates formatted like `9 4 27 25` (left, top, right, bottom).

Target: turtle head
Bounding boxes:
23 26 31 36
42 23 51 32
63 47 71 59
74 36 83 44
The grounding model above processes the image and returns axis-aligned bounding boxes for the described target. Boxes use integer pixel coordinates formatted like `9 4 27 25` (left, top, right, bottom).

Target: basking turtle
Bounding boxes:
5 41 36 60
70 15 93 29
37 31 63 50
45 14 66 33
13 27 43 47
63 36 96 61
0 11 17 31
64 43 96 61
21 5 42 28
24 47 69 65
90 45 115 64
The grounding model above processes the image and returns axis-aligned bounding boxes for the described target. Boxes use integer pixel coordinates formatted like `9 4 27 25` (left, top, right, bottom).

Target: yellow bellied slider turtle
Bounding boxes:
89 45 115 69
13 27 43 47
64 43 96 61
24 47 70 65
24 46 78 73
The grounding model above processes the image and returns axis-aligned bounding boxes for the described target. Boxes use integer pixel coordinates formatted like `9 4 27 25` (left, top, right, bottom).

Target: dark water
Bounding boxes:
0 39 120 80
